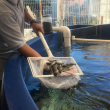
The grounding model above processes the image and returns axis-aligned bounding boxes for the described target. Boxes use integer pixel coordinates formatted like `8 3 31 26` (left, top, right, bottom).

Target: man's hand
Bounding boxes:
32 23 44 36
24 9 44 36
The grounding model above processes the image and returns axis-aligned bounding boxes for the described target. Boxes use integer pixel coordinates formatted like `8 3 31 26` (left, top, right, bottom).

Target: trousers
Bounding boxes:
0 58 7 80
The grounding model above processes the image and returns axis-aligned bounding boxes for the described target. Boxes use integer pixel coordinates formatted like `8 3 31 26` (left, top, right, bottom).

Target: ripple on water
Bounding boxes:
26 41 110 110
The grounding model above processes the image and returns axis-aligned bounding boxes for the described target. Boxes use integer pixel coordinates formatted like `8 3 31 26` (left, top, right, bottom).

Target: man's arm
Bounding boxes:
23 9 44 58
24 9 44 34
24 9 33 24
18 43 41 58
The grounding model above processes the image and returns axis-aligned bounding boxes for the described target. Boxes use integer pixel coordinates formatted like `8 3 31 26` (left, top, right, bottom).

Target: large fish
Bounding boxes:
57 65 62 73
52 64 59 76
61 65 73 72
43 63 51 75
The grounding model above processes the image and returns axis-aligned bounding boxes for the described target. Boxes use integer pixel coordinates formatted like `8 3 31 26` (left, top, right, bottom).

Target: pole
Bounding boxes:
61 0 63 26
39 0 42 23
57 0 60 27
73 16 76 25
101 16 103 24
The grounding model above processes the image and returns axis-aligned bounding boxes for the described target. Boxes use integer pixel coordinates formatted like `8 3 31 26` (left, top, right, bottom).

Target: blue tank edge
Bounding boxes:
3 31 58 110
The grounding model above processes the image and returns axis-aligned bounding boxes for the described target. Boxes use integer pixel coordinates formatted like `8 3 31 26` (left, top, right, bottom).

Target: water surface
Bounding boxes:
27 41 110 110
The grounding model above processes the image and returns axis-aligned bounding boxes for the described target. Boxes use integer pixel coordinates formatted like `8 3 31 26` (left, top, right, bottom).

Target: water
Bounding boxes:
27 41 110 110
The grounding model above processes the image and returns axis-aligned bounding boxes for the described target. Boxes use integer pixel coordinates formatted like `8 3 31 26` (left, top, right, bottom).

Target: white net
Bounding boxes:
39 75 81 89
28 57 82 89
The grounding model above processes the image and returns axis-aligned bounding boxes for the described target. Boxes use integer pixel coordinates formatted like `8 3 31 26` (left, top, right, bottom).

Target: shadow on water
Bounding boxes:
26 41 110 110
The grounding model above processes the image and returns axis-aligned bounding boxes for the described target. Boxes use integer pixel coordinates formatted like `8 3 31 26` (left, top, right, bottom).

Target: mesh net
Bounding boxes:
39 75 80 89
28 57 81 89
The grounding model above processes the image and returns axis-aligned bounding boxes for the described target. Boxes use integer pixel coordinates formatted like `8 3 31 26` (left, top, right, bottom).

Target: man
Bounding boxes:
0 0 44 89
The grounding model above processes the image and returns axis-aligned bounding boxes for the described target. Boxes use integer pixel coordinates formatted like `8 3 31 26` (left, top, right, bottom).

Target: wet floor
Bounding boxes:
27 41 110 110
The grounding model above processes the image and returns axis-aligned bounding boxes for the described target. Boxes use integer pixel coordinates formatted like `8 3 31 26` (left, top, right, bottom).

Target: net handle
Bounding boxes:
38 31 54 57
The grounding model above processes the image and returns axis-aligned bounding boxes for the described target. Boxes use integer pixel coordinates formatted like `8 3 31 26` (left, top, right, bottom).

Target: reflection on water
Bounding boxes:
28 41 110 110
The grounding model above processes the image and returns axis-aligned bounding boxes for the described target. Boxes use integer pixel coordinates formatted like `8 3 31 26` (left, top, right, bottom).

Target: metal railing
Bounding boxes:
24 0 110 28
